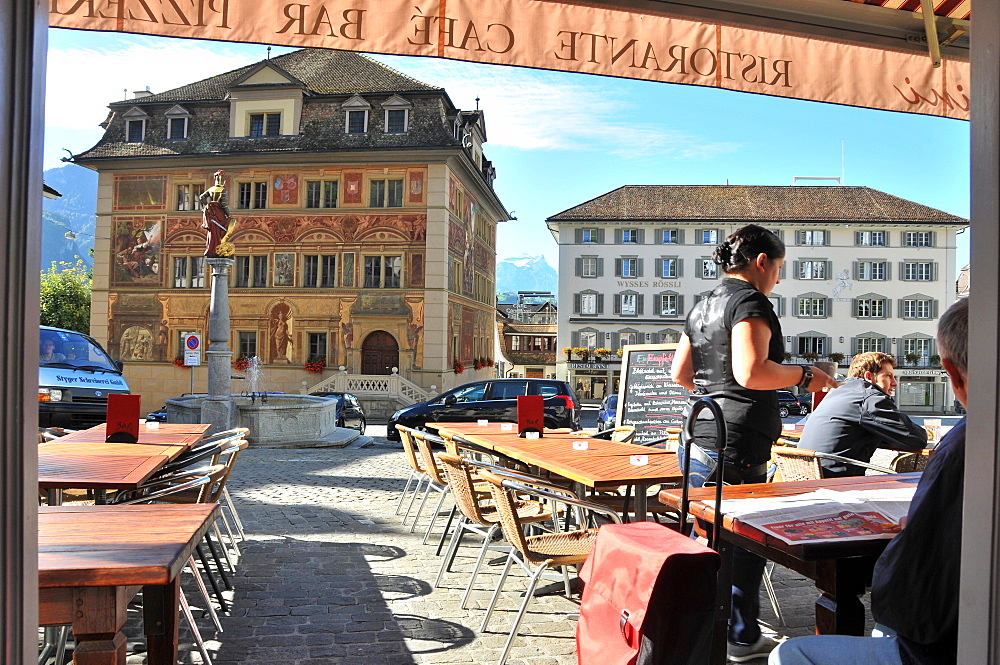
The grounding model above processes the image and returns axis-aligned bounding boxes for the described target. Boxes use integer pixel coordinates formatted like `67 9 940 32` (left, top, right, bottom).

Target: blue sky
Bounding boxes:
45 29 971 273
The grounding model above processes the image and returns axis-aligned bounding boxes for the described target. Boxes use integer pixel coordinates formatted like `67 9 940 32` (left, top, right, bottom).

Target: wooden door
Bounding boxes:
361 331 399 375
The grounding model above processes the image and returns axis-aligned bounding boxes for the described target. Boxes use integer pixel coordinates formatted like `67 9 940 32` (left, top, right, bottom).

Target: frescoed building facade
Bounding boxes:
74 49 508 409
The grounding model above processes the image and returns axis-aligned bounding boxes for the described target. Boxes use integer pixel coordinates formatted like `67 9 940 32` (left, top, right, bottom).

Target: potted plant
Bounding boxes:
930 354 941 367
802 352 819 362
453 360 465 374
594 347 611 360
572 347 587 359
784 351 792 362
474 358 484 370
904 353 921 366
616 348 624 358
172 356 189 369
828 352 845 365
233 355 252 371
563 347 573 361
304 356 326 373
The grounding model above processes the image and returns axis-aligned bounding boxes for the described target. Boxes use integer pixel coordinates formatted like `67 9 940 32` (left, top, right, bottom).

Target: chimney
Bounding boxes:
133 86 153 99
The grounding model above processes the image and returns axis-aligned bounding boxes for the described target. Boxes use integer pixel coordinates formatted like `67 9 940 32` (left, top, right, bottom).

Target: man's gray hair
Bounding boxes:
937 298 968 376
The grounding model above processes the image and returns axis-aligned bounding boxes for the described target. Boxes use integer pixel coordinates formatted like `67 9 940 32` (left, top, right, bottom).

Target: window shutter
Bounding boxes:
597 229 605 244
575 258 582 277
571 331 580 347
851 261 859 280
823 298 831 318
898 298 904 318
678 229 686 244
654 229 663 245
850 336 858 355
774 229 785 241
597 258 604 277
613 295 621 315
825 261 832 279
933 299 940 318
825 337 833 354
637 229 646 244
854 231 861 246
883 299 891 319
677 259 684 277
575 228 583 244
637 295 644 315
931 231 937 247
696 259 703 277
796 230 804 245
656 294 663 315
615 258 622 277
851 297 858 317
789 335 798 355
598 294 605 314
611 333 621 351
655 259 663 277
932 263 939 281
615 229 622 244
792 297 799 316
574 293 581 314
636 259 644 277
899 261 906 280
678 295 686 315
793 260 800 278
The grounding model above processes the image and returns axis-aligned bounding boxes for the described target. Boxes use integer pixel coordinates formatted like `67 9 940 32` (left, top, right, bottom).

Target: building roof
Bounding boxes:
546 185 967 225
113 49 441 105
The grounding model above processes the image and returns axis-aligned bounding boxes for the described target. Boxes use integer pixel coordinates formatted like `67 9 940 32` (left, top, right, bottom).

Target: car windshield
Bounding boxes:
606 394 618 409
38 330 119 372
446 383 487 403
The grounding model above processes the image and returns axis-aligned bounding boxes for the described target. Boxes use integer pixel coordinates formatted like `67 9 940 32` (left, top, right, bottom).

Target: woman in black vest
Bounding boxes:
672 224 837 662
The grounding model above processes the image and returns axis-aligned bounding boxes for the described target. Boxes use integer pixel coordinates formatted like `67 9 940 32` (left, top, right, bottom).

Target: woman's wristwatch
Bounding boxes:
798 366 814 390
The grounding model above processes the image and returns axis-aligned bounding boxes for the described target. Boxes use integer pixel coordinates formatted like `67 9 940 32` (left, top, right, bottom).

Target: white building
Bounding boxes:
546 185 967 413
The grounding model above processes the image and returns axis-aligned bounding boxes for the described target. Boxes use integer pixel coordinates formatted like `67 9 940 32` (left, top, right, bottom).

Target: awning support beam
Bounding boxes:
920 0 943 68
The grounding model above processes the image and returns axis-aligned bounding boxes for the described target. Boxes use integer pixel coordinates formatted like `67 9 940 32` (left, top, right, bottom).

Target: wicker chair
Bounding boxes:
411 430 454 543
435 454 559 607
772 447 895 482
395 425 428 523
477 469 622 665
891 448 935 473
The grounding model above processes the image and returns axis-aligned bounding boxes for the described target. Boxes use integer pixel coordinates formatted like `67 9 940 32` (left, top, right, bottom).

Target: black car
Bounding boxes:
596 394 618 431
311 391 367 435
144 405 169 423
776 390 810 418
386 378 580 441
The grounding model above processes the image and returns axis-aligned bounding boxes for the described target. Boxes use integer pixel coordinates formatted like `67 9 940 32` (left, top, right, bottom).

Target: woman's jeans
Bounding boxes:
678 444 768 646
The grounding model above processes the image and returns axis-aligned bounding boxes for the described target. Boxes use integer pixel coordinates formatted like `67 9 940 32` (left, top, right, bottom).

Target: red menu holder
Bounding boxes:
517 395 544 438
106 394 141 442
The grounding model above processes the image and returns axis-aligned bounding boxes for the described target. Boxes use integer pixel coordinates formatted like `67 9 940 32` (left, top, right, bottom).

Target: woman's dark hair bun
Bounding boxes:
713 241 733 267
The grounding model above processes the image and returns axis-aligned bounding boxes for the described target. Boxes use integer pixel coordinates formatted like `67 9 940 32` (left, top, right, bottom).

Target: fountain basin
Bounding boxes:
165 394 339 445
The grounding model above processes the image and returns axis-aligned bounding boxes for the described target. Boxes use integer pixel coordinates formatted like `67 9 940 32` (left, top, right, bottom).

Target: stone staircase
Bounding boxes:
304 373 432 421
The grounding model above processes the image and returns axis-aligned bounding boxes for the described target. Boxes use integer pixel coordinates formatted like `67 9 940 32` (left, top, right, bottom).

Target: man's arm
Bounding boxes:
860 391 928 451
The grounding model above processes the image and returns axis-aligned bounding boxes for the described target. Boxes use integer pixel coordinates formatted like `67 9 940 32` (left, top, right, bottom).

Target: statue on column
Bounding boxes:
199 170 236 257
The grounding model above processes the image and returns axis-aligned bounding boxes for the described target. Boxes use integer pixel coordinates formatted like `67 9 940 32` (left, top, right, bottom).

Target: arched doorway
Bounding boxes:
361 331 399 375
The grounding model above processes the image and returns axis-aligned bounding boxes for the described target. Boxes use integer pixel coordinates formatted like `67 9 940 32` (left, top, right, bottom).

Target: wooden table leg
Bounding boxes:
69 587 129 665
814 557 873 635
144 577 181 665
634 483 648 522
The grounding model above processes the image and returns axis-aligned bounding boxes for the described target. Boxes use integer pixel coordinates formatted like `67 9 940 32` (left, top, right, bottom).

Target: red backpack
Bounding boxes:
577 521 720 665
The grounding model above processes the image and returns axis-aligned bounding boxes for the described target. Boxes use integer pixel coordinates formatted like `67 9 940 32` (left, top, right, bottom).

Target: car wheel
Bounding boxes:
800 405 809 415
778 406 790 418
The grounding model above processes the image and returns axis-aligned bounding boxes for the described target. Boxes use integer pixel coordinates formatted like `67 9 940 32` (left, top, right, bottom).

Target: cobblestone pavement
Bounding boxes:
135 427 874 665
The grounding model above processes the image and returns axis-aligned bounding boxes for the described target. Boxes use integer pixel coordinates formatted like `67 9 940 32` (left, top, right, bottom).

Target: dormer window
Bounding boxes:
382 94 412 134
126 119 145 142
346 110 368 134
122 107 149 143
164 105 192 140
249 113 281 137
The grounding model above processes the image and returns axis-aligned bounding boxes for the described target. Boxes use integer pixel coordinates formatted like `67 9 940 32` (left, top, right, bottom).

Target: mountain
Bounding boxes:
41 164 97 270
496 255 558 302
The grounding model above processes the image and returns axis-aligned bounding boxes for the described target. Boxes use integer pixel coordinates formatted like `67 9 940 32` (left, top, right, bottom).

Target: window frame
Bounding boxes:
167 116 188 140
233 255 269 288
126 118 145 143
248 112 281 138
346 109 369 135
385 108 408 134
363 254 403 289
796 297 828 318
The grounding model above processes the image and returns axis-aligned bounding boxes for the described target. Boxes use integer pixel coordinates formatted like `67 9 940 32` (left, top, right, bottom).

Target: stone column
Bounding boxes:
201 257 237 432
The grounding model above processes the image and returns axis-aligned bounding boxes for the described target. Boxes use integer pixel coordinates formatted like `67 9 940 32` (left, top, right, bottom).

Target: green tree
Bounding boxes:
39 259 91 333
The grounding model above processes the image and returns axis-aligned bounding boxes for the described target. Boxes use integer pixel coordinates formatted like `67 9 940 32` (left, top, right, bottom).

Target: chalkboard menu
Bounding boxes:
616 343 689 444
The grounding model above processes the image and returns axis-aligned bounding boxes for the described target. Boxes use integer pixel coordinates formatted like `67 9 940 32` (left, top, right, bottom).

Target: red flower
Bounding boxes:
173 357 189 369
304 357 326 374
453 360 465 374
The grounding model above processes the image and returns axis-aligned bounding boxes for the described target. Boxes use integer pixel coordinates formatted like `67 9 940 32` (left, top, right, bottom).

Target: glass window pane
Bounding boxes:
306 182 321 208
321 256 337 287
266 113 281 136
369 180 385 207
387 109 406 133
384 256 401 288
254 182 267 209
387 180 403 207
249 114 264 137
348 110 366 134
324 181 338 208
173 257 187 288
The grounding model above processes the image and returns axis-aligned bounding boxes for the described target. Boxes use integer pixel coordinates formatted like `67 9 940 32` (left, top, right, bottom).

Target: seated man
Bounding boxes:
798 352 927 476
770 297 968 665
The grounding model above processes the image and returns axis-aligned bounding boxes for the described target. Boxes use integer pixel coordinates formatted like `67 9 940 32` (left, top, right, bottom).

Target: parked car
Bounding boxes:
796 393 814 415
596 394 618 431
144 406 169 423
310 391 367 435
777 390 810 418
386 378 580 441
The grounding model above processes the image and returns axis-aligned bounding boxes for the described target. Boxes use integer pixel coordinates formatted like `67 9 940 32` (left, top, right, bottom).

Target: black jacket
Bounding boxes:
797 377 927 476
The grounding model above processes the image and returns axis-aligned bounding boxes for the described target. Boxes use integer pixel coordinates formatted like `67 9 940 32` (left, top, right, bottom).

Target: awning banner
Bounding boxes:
49 0 969 120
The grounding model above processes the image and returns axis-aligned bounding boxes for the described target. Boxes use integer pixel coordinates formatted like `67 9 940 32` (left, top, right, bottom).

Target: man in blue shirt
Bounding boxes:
798 352 927 477
770 297 967 665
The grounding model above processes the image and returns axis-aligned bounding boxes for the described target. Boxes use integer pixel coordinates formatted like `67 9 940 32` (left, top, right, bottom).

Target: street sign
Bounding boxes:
183 333 202 367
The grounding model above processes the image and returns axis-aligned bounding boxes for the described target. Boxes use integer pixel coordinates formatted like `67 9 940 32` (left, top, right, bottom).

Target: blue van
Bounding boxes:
38 326 131 428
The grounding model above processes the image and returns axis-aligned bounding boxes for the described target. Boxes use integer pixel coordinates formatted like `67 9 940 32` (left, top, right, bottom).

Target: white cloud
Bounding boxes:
45 42 259 131
374 56 737 160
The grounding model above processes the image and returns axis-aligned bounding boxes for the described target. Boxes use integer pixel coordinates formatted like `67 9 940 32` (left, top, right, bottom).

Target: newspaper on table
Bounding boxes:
712 487 917 545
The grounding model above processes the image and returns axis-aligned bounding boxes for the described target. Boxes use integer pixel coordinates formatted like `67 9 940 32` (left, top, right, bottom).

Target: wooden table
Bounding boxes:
429 423 682 521
39 503 220 665
659 473 921 637
38 423 210 504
